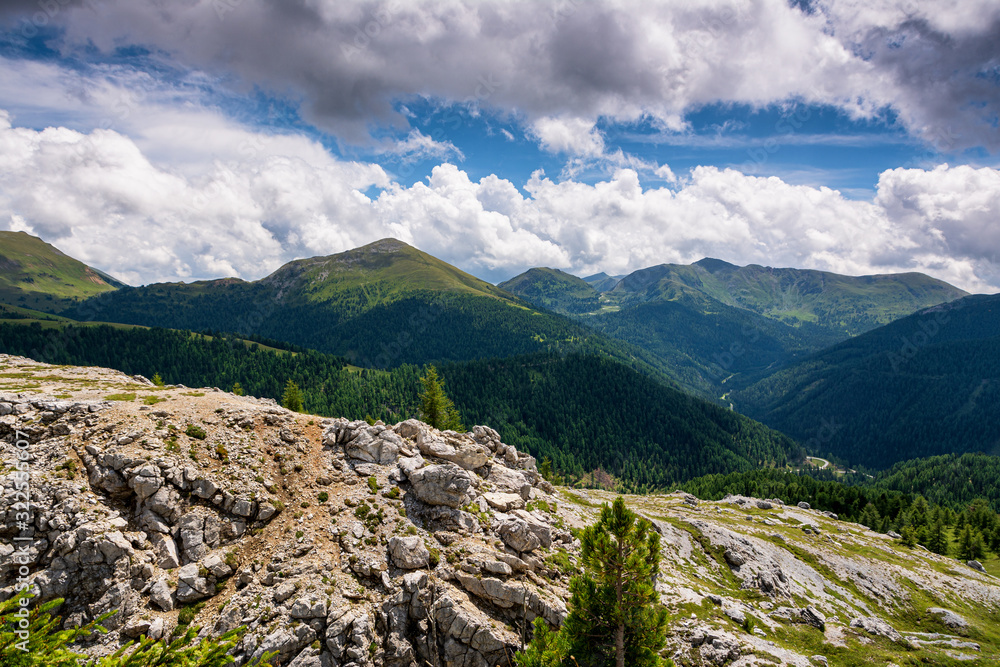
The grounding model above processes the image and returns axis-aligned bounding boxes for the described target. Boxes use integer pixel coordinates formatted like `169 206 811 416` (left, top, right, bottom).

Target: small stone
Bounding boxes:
724 607 746 625
274 581 297 603
723 549 745 567
149 579 174 611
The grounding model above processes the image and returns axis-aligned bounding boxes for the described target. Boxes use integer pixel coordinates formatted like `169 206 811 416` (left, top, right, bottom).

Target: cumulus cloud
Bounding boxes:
1 106 998 292
531 116 606 157
376 129 464 163
3 0 994 152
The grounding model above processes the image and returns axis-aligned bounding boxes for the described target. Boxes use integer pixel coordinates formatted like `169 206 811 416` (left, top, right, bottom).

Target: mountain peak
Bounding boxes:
693 257 739 273
357 237 414 254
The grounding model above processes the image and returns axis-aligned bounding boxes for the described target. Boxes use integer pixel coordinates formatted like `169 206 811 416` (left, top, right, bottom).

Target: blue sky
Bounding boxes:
0 1 998 292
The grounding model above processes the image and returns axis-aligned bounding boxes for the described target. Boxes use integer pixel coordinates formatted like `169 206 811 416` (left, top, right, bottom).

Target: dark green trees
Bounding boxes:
281 379 303 412
0 595 274 666
418 366 463 431
517 497 669 667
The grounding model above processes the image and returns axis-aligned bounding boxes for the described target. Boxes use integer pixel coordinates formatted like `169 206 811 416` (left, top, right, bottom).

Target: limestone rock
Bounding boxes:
408 463 477 508
482 491 525 512
498 518 540 553
388 536 430 569
850 616 904 643
149 533 180 569
148 579 174 611
801 606 827 631
723 548 745 567
928 607 968 630
416 430 490 470
290 597 327 619
510 510 552 548
175 563 212 602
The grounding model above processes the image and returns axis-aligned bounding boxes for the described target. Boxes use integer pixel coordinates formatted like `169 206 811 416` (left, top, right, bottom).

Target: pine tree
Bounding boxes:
561 496 669 667
957 525 985 562
231 382 245 396
418 366 463 431
926 519 950 556
899 524 917 548
859 503 881 530
281 379 303 412
151 372 164 387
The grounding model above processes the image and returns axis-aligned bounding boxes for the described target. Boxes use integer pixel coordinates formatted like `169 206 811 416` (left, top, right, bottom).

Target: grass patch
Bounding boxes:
104 393 136 401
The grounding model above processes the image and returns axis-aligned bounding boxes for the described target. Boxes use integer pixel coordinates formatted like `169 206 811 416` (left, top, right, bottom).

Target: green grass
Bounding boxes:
104 393 136 401
0 230 123 312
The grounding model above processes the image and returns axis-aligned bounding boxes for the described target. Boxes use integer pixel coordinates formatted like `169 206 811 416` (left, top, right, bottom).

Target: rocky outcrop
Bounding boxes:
407 463 478 508
850 616 906 644
3 355 1000 667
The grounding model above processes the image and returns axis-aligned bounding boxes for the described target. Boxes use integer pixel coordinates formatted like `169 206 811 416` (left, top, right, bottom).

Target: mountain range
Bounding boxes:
501 257 967 397
0 230 992 474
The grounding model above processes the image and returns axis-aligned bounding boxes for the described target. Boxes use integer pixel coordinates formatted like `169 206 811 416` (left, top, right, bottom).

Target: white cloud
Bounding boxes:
2 102 999 292
7 0 990 152
530 116 605 157
377 129 464 163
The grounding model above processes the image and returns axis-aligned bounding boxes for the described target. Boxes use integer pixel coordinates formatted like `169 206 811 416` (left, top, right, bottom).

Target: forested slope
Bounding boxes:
0 321 801 491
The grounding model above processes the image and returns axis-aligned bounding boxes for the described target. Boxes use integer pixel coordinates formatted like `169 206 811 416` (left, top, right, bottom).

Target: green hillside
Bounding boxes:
262 238 517 314
498 267 600 314
586 298 830 398
865 453 1000 513
733 294 1000 469
0 321 802 490
582 271 624 293
503 258 967 399
0 230 124 310
63 239 675 379
607 258 968 337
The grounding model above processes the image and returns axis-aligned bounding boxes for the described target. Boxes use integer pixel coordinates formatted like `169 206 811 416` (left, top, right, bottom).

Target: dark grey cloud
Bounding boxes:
1 0 998 153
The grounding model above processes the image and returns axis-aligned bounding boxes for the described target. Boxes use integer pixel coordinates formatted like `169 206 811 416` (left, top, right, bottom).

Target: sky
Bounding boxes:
0 1 998 292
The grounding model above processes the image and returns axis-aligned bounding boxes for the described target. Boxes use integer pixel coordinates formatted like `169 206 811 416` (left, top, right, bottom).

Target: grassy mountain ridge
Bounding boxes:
733 294 1000 468
0 230 124 311
62 239 675 376
262 238 519 314
497 267 600 314
608 259 968 337
501 258 968 398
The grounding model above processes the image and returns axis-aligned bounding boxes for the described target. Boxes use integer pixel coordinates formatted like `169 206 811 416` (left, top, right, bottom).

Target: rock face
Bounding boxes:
407 463 477 508
3 354 1000 667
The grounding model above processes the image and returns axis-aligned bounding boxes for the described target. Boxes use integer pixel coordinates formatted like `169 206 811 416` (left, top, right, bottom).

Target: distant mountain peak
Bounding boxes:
358 238 413 254
694 257 739 273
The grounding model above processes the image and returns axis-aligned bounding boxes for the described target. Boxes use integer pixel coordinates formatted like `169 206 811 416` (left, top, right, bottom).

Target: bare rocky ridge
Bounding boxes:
1 355 999 666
